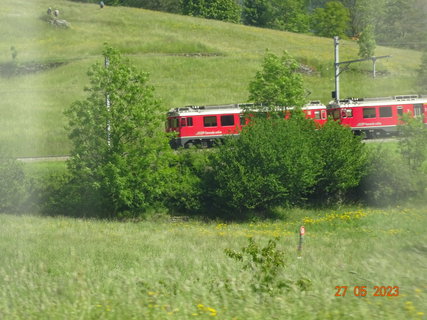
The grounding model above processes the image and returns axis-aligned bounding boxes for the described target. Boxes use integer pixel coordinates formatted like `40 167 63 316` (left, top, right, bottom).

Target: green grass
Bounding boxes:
0 207 426 319
0 0 424 156
22 161 67 178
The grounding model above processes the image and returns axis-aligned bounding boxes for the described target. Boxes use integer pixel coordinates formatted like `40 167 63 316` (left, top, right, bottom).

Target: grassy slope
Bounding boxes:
0 0 423 156
0 207 425 319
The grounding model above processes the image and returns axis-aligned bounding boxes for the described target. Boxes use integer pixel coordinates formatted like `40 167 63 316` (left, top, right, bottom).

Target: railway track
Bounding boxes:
17 156 70 162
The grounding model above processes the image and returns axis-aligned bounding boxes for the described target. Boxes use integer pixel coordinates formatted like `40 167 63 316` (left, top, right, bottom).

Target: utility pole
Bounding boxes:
333 36 391 101
105 55 111 147
334 36 340 101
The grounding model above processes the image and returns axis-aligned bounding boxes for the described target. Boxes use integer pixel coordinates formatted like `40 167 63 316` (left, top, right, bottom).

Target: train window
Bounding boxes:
221 115 235 126
180 118 187 127
414 104 423 116
397 106 403 116
314 111 321 119
321 110 327 120
168 118 178 128
363 108 376 118
187 117 193 126
346 109 353 117
379 107 392 118
204 116 217 127
333 109 340 120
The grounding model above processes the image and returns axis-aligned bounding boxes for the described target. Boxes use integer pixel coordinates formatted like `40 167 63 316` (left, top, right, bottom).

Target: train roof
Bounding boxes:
328 94 427 108
168 101 326 117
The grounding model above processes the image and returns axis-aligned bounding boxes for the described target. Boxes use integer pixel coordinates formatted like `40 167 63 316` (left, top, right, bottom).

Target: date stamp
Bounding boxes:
335 286 399 297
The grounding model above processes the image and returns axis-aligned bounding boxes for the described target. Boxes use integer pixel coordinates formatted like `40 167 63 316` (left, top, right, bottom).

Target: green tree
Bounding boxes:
242 0 273 27
376 0 427 50
65 46 171 217
418 51 427 90
0 147 26 213
310 1 350 38
267 0 310 33
208 115 320 217
248 51 306 110
358 24 376 58
123 0 181 13
313 119 367 202
242 0 309 32
340 0 386 37
398 113 427 168
181 0 241 23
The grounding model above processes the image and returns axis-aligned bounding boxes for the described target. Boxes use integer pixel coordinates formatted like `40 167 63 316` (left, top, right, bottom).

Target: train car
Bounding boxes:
167 104 243 148
167 101 327 148
327 94 427 137
300 100 328 126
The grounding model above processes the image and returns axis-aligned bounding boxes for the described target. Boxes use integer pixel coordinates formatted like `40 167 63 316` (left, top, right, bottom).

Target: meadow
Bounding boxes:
0 0 424 156
0 207 426 319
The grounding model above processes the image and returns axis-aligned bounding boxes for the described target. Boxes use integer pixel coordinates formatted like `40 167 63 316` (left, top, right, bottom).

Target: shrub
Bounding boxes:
163 148 209 213
207 114 320 218
312 119 368 204
0 147 26 213
358 146 426 206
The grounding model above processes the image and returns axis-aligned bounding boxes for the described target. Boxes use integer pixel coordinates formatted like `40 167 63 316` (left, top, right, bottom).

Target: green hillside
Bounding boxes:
0 0 423 157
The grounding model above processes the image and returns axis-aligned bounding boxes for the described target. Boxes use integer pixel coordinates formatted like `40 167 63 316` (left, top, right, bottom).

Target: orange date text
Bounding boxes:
335 286 399 297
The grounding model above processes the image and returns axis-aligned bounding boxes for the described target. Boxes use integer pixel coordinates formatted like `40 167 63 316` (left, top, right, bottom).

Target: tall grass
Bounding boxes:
0 207 425 319
0 0 423 156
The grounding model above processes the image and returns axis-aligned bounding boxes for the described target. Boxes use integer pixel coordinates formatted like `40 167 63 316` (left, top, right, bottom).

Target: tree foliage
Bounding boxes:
0 147 26 213
398 114 427 168
418 51 427 91
358 24 376 58
242 0 272 27
208 115 321 217
313 119 367 202
181 0 241 23
242 0 309 32
248 51 306 110
376 0 427 50
65 46 171 217
311 1 350 38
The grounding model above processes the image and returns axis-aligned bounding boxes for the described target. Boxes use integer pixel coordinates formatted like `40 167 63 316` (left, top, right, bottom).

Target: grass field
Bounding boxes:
0 207 426 319
0 0 424 157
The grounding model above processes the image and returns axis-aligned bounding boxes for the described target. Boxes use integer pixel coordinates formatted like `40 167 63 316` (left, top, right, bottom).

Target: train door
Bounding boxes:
321 110 327 120
414 104 424 117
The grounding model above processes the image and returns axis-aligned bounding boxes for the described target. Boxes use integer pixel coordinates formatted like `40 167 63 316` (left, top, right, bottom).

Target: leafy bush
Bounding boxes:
163 149 209 213
208 114 321 218
0 147 26 213
225 237 311 294
313 119 368 203
358 146 426 206
181 0 241 23
310 1 350 38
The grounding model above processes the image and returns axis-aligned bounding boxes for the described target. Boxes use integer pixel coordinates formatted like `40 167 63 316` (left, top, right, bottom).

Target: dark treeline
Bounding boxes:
69 0 427 50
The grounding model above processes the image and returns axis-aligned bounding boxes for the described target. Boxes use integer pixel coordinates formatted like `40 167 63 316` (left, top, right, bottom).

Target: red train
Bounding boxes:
167 101 327 148
327 94 427 137
166 94 427 148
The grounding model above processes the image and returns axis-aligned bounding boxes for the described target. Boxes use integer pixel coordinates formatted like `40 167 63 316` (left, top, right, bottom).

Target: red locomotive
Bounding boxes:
167 101 327 148
327 94 427 137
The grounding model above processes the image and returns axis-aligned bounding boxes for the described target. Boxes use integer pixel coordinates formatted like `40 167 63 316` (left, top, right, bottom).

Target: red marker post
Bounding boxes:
298 226 305 257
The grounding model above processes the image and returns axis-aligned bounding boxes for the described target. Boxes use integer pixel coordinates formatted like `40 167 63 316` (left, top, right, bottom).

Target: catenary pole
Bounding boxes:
105 55 111 147
333 36 391 101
